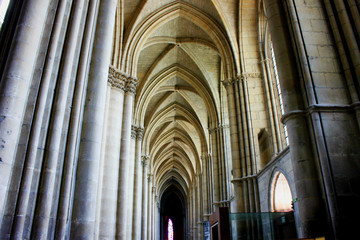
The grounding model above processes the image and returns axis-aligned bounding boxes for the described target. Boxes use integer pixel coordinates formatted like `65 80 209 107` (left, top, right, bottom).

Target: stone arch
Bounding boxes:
135 64 219 129
269 168 293 212
121 1 237 78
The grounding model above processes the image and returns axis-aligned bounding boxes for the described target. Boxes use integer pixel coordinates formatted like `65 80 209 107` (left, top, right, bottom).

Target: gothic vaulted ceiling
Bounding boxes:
112 0 239 197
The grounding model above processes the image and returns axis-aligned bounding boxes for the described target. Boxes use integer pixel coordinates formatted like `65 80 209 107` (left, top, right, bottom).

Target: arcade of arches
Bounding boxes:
0 0 359 239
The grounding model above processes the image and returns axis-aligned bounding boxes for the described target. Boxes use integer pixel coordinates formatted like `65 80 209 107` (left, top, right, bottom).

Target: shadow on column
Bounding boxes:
160 185 186 240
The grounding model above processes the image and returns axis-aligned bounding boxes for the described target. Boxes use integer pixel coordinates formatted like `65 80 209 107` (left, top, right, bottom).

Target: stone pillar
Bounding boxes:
141 155 149 240
155 200 160 240
98 70 125 239
147 175 153 240
30 1 89 238
287 1 360 238
55 0 99 237
222 79 245 213
116 76 137 239
208 127 220 208
126 125 137 239
0 0 51 221
70 0 117 238
196 174 202 239
132 127 144 239
263 0 325 237
201 154 210 216
151 187 156 240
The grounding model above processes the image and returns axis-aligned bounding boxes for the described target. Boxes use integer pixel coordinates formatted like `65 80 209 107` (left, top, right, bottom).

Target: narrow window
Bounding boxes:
271 43 289 146
168 218 174 240
0 0 10 29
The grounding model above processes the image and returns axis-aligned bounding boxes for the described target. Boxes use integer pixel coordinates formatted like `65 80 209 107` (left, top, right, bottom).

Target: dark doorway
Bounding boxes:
160 185 186 240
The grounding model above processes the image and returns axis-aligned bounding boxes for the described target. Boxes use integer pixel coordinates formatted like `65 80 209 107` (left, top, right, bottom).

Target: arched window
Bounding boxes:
270 42 289 146
271 172 292 212
259 1 289 155
0 0 10 29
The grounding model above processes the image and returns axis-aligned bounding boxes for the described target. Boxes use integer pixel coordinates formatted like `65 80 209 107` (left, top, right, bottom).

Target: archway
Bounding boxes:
160 185 186 240
271 172 292 212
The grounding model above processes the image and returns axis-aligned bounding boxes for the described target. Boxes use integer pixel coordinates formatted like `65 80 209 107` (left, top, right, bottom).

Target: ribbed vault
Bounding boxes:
127 0 234 220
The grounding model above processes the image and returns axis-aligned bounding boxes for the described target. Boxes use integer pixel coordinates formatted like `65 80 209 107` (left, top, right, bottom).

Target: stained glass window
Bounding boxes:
168 218 174 240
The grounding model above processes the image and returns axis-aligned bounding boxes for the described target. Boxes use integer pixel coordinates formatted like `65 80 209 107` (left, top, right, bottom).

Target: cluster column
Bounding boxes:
70 0 117 238
116 76 138 239
222 78 245 213
201 153 212 217
0 0 52 221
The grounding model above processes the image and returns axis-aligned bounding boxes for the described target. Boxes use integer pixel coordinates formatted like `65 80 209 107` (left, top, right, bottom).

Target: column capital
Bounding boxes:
125 76 138 95
136 127 144 141
108 66 126 91
147 174 153 183
260 58 271 63
208 126 217 134
108 66 138 94
221 78 236 88
142 155 150 166
201 153 211 160
131 125 137 139
208 124 229 134
238 72 261 81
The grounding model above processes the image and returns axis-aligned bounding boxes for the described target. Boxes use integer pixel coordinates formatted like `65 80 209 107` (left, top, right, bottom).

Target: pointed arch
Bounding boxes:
121 1 237 78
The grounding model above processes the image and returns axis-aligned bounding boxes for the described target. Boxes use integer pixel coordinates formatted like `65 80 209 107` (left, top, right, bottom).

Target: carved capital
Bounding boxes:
147 174 153 183
239 72 262 81
201 153 211 162
142 155 150 167
126 76 138 95
208 126 217 134
108 66 126 91
221 78 235 88
137 127 144 141
131 125 137 139
208 124 229 134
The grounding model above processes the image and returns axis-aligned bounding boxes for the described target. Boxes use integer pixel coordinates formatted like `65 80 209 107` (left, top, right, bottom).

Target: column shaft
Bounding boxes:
55 0 99 237
31 1 89 238
116 87 135 239
132 128 144 239
0 0 51 221
70 0 117 238
146 177 153 240
141 157 149 240
126 128 137 239
223 81 244 213
99 87 124 239
209 129 220 206
201 154 209 216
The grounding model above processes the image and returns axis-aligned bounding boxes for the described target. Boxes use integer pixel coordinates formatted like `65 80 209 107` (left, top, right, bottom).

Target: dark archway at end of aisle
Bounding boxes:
160 183 186 240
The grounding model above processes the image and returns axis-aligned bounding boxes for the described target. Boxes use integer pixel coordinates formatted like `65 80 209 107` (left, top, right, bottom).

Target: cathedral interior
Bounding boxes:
0 0 359 239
